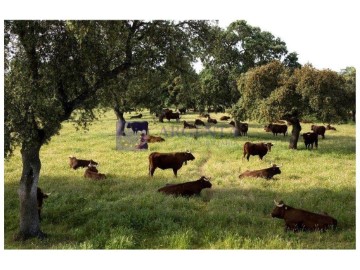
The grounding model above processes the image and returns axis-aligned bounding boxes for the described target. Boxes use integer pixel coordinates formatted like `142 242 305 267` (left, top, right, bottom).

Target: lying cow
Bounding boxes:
264 124 288 136
158 176 212 197
149 151 195 177
311 125 326 139
239 164 281 180
220 116 231 121
84 167 106 180
271 200 337 232
326 124 337 131
37 187 50 221
69 156 98 170
195 119 206 126
145 135 165 143
302 132 318 149
243 142 273 161
126 121 149 134
207 116 217 124
130 113 143 119
183 121 197 129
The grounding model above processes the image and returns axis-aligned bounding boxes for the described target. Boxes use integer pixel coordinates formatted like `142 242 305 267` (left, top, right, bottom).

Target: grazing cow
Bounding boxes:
271 200 337 232
130 113 143 119
126 121 149 134
264 124 288 136
195 119 206 126
229 121 235 127
84 168 106 180
37 187 50 221
239 164 281 179
158 176 212 197
243 142 273 161
207 116 217 124
311 125 326 139
179 108 187 114
302 132 318 149
183 121 197 129
149 151 195 177
326 124 337 131
220 116 231 121
145 135 165 143
69 156 98 170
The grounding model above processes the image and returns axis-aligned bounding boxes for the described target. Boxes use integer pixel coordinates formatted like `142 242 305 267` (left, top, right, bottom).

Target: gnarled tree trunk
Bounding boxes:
233 120 242 137
287 117 302 149
114 106 126 136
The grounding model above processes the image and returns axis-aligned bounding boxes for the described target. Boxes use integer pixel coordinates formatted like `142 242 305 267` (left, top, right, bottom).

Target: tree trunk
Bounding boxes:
114 106 126 136
15 143 45 240
288 117 302 149
234 120 242 137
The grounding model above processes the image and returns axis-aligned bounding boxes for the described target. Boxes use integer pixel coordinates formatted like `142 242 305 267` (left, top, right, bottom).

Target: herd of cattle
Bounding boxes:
36 111 340 232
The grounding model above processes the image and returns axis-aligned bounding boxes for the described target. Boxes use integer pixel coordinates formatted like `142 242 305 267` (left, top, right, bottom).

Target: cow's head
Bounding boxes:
184 150 195 163
266 143 274 151
271 200 287 219
270 164 281 175
89 160 99 166
264 124 272 132
198 176 212 188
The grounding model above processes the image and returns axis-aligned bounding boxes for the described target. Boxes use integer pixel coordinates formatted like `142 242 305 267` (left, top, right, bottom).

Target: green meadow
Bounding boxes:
4 110 356 249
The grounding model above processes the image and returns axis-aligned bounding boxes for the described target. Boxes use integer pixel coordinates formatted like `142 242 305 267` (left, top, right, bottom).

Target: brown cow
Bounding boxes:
69 156 98 170
183 121 197 129
149 151 195 177
165 111 180 122
37 187 50 221
326 124 337 131
220 116 231 121
243 142 273 161
302 132 318 149
195 119 206 126
239 164 281 180
145 135 165 143
264 124 288 136
271 200 337 232
158 176 212 196
311 125 326 139
84 168 106 180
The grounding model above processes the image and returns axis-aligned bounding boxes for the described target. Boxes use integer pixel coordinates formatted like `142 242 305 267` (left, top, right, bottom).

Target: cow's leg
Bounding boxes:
259 155 263 160
173 168 178 177
246 154 250 161
149 166 156 177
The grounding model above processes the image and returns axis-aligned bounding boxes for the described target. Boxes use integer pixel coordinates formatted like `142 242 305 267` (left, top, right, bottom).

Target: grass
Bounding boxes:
3 110 356 249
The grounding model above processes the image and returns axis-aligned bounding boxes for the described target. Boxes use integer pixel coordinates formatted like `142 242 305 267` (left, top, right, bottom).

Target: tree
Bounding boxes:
340 66 356 121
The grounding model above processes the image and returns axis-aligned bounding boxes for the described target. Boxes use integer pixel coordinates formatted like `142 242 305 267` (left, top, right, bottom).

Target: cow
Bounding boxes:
271 200 337 232
239 122 249 136
87 162 99 173
264 124 288 136
165 111 180 122
37 187 50 221
84 168 106 180
207 116 217 124
243 142 273 161
158 176 212 197
325 124 337 131
145 135 165 143
239 164 281 180
311 125 326 139
302 132 318 149
195 119 206 126
200 113 210 118
179 107 187 114
130 113 143 119
149 151 195 177
229 121 235 127
126 121 149 134
69 156 98 170
183 121 197 129
220 116 231 121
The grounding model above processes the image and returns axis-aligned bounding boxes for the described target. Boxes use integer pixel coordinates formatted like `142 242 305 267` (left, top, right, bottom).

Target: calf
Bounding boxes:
69 156 98 170
130 113 143 119
311 125 326 139
243 142 273 161
195 119 206 126
149 151 195 177
207 116 217 124
145 135 165 143
239 164 281 180
84 168 106 180
158 176 212 197
264 124 288 136
183 121 197 129
302 132 318 149
37 187 50 221
271 200 337 232
220 116 231 121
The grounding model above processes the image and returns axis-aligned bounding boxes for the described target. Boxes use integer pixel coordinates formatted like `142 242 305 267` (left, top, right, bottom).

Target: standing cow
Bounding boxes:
264 124 288 136
302 132 318 149
271 200 337 232
126 121 149 134
311 125 326 139
243 142 273 161
149 151 195 177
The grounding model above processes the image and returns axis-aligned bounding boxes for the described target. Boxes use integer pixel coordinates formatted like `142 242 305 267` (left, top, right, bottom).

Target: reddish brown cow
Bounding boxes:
84 168 106 180
271 200 337 232
149 151 195 177
195 119 206 126
264 124 288 136
183 121 197 129
37 187 50 221
145 135 165 143
239 164 281 179
243 142 273 161
311 125 326 139
158 176 212 197
69 156 98 170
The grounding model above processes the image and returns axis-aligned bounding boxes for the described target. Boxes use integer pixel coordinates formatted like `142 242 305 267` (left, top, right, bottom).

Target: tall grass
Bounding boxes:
4 110 356 249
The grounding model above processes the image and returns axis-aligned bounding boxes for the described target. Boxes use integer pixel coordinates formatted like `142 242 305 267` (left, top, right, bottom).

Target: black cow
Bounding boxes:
37 187 50 221
165 111 180 122
326 124 337 131
126 121 149 134
239 122 249 136
195 119 206 126
220 116 231 121
207 116 217 124
179 108 187 114
311 125 326 139
243 142 273 161
271 200 337 231
239 164 281 179
69 156 98 170
149 151 195 177
302 132 318 149
183 121 197 129
264 124 288 136
158 176 212 197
